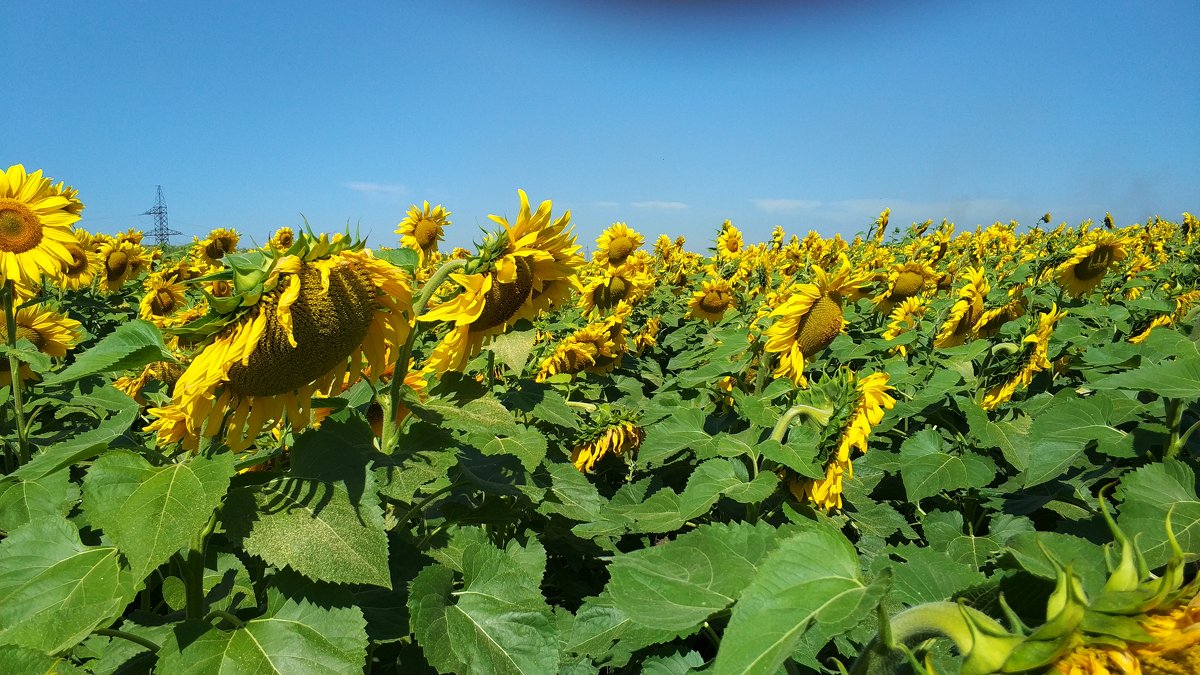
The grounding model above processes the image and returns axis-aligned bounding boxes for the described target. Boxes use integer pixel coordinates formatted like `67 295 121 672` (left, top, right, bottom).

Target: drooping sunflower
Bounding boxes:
571 418 645 473
578 260 652 316
270 226 296 252
933 266 990 349
871 260 938 314
634 317 662 354
396 201 450 265
191 227 240 270
57 230 103 291
97 240 149 294
535 303 630 381
972 285 1027 339
764 256 872 386
1056 231 1131 297
147 232 413 452
981 303 1067 409
0 304 83 387
715 222 743 259
881 296 928 357
788 371 895 510
687 278 736 323
593 222 644 267
0 164 84 285
421 191 584 373
114 360 186 406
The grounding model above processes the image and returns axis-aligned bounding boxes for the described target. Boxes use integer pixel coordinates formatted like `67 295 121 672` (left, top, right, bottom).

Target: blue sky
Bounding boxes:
5 1 1198 252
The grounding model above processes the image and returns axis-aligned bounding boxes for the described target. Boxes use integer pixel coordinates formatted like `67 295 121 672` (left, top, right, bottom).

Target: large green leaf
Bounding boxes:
1018 395 1135 488
0 469 78 532
712 525 889 675
0 516 137 654
605 521 782 635
224 471 391 588
899 429 995 502
408 538 558 675
874 545 985 605
478 426 548 472
1095 352 1200 400
157 580 368 674
82 451 236 579
637 407 713 467
1117 460 1200 567
43 319 176 385
8 386 139 484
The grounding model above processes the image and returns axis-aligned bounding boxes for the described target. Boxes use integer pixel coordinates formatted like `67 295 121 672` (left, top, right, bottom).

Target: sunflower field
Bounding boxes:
2 163 1200 674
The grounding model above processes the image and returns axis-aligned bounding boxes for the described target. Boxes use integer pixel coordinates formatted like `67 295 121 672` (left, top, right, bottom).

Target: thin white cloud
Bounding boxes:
632 200 688 210
344 181 407 198
752 198 822 213
593 200 620 208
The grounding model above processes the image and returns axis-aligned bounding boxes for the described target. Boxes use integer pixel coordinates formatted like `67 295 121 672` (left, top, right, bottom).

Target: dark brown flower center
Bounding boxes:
0 200 44 254
593 276 630 311
607 236 635 264
891 270 926 298
795 293 843 357
150 288 178 316
63 244 90 275
414 219 441 248
1073 245 1115 281
106 251 130 280
699 290 730 314
226 262 377 396
472 257 534 332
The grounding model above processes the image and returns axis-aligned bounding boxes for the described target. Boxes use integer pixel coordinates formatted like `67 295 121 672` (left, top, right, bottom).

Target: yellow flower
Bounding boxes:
535 304 630 381
982 303 1067 409
421 191 584 373
191 228 240 270
973 286 1027 339
270 226 295 252
634 317 662 354
882 296 928 357
571 420 645 473
578 260 652 316
0 164 83 285
790 372 895 510
0 304 83 387
716 222 744 258
872 260 938 314
396 201 450 265
934 267 989 349
117 227 144 245
57 229 102 291
138 271 190 325
764 256 872 386
97 240 149 294
688 278 736 323
594 222 644 267
1056 231 1130 297
1054 591 1200 674
148 240 413 452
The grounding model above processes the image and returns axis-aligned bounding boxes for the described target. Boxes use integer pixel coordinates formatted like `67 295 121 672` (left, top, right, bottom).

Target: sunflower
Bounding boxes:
571 419 645 473
1053 593 1200 674
57 230 102 291
688 278 736 323
881 296 928 357
97 240 149 294
788 372 895 510
191 228 240 270
270 227 295 252
0 164 84 286
114 360 186 406
764 256 872 386
147 234 413 452
0 304 83 387
578 260 652 316
716 222 743 259
421 191 584 373
972 285 1027 339
535 303 630 381
138 272 189 325
396 201 450 265
117 227 144 245
1056 231 1131 297
872 260 938 314
981 303 1067 409
593 222 644 267
634 317 662 354
934 267 990 349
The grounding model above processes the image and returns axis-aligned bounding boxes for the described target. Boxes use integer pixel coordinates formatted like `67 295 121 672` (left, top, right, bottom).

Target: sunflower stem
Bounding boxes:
1164 398 1190 460
770 403 833 443
93 628 161 654
2 280 30 465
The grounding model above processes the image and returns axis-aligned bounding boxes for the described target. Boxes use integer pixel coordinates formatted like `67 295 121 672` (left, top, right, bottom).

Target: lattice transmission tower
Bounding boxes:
143 186 180 247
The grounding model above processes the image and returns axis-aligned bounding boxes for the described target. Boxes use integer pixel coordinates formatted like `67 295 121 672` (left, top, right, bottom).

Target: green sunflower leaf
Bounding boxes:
43 319 176 385
1116 460 1200 568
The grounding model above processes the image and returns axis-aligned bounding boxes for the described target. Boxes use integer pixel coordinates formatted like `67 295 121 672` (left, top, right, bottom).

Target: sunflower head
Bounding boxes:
716 222 744 258
1056 231 1132 297
191 228 241 270
579 261 651 316
270 227 296 252
56 229 102 291
97 240 149 294
570 410 645 473
594 222 644 267
396 201 450 265
688 278 736 323
0 304 83 387
0 165 84 286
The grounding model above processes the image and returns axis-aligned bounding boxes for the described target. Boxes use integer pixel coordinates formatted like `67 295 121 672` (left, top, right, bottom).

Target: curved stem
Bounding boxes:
3 281 30 465
204 608 247 629
770 403 833 443
850 602 975 675
383 258 467 453
94 628 161 653
1167 414 1199 460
